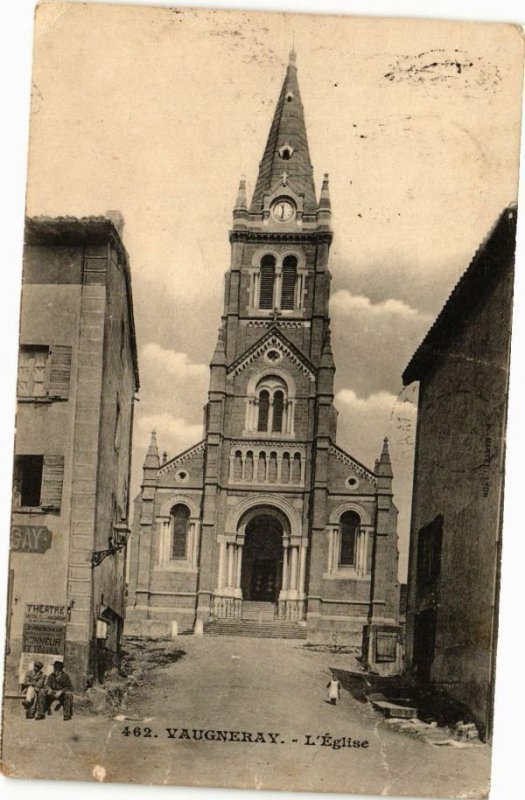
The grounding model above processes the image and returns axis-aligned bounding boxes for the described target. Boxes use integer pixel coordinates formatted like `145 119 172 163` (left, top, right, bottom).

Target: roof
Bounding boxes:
250 51 317 215
403 205 517 385
25 215 140 391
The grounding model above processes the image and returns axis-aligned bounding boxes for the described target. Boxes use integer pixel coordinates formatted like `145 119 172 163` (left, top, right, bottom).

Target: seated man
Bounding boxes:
21 660 46 719
35 660 74 721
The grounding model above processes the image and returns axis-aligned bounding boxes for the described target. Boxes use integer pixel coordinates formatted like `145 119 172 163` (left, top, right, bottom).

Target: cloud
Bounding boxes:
141 343 208 383
335 388 398 413
136 413 203 460
331 290 432 321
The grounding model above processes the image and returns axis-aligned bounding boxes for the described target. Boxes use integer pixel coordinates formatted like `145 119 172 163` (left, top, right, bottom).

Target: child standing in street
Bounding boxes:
326 677 341 705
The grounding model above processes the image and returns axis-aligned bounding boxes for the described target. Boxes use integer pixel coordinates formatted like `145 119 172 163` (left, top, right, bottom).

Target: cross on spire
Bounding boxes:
271 308 282 322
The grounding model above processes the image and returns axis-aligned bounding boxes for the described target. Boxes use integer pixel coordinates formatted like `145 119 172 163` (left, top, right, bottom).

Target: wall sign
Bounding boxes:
11 525 52 553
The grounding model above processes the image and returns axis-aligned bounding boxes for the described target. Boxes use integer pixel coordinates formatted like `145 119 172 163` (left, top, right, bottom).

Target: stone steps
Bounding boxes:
204 619 307 640
240 601 277 621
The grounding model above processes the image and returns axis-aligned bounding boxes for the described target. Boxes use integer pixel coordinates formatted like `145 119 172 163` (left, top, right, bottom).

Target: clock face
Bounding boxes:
272 199 295 222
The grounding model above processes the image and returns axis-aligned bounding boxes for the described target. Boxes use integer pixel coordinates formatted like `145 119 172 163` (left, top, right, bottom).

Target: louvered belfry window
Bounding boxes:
171 504 190 560
281 255 297 310
259 255 276 309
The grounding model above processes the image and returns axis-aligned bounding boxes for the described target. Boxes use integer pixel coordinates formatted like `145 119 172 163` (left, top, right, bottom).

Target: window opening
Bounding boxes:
171 504 190 560
340 511 360 566
272 391 284 432
259 255 276 309
281 255 297 310
18 346 49 398
257 390 270 431
13 455 44 507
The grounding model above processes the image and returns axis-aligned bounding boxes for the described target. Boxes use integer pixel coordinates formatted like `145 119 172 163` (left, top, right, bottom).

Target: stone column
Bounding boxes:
217 539 226 590
235 543 243 589
298 544 307 597
281 545 289 591
290 546 298 591
227 544 234 588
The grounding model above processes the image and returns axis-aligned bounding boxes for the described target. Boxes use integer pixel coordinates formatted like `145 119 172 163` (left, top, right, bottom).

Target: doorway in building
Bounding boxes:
413 608 437 683
241 514 283 602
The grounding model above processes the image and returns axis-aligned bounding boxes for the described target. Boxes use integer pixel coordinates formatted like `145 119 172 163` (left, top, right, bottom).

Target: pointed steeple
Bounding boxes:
376 437 393 478
250 50 317 215
144 430 160 470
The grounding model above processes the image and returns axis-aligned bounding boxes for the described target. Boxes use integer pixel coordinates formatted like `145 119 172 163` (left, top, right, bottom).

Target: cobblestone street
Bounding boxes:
2 636 491 796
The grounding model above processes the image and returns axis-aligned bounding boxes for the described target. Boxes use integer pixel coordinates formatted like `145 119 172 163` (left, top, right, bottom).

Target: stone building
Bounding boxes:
6 214 139 691
127 52 400 658
402 205 517 740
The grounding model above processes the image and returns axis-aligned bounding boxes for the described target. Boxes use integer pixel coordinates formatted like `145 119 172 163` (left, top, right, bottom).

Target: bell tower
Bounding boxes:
222 49 334 369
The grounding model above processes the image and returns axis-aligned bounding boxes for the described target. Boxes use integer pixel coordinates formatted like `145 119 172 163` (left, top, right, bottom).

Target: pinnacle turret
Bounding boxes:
144 430 160 470
376 437 393 478
211 326 227 366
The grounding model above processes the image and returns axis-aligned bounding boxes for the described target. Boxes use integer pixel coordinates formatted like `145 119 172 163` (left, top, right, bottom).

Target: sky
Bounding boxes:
22 2 525 579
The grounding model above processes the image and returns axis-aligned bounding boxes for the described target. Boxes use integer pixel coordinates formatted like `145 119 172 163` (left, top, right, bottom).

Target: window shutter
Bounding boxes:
49 345 72 399
40 455 64 510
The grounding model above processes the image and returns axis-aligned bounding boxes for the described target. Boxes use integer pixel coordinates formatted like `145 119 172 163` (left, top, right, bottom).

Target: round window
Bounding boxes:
265 349 282 363
346 476 359 489
175 470 189 483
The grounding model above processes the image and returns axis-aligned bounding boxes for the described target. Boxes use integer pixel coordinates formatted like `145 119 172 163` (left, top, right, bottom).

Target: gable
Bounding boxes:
328 444 377 493
157 440 206 489
228 328 316 382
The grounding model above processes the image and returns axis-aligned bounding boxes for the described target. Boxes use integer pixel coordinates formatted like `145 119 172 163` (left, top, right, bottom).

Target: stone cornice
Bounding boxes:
229 230 333 245
158 441 207 475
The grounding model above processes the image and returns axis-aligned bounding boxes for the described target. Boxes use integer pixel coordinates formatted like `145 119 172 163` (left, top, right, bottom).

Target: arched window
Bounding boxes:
259 255 276 309
339 511 360 566
254 376 288 434
233 450 242 481
272 390 284 432
171 504 190 560
281 255 297 310
257 390 270 431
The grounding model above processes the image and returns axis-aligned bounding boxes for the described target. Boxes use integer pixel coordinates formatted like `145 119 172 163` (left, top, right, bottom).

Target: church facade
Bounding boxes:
126 52 400 651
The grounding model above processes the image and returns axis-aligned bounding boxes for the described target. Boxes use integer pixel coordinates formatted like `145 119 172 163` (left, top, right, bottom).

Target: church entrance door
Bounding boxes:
241 514 283 603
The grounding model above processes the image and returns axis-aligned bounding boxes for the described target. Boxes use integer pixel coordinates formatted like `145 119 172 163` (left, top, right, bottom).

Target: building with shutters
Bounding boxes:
126 52 401 663
6 213 139 691
402 205 517 740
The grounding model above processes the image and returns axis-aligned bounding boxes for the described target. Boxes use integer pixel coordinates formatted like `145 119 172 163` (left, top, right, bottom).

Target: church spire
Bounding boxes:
250 51 317 215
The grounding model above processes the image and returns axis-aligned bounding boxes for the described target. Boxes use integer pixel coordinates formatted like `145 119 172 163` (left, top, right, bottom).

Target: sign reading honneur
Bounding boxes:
19 604 67 683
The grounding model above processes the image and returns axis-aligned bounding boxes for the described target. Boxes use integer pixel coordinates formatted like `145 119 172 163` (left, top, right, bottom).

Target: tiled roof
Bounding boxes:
403 205 517 385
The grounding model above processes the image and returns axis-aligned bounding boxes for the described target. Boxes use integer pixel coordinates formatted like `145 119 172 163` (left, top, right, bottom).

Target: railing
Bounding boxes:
212 595 243 619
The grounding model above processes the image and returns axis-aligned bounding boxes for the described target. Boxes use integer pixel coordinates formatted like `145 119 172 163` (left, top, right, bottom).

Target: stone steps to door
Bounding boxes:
240 601 277 621
204 619 307 640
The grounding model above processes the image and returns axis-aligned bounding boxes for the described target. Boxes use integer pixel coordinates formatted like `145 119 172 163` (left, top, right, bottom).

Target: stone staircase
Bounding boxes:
204 618 307 639
240 601 276 621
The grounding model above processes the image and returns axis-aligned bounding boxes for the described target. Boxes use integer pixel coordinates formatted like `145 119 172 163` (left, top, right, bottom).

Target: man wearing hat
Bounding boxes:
35 660 74 721
21 660 46 719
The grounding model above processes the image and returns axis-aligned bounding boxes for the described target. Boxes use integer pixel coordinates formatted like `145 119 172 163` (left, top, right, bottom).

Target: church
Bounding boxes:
126 51 401 656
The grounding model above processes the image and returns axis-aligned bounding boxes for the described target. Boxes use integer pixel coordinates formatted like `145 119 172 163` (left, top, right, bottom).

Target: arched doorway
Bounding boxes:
241 515 283 602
